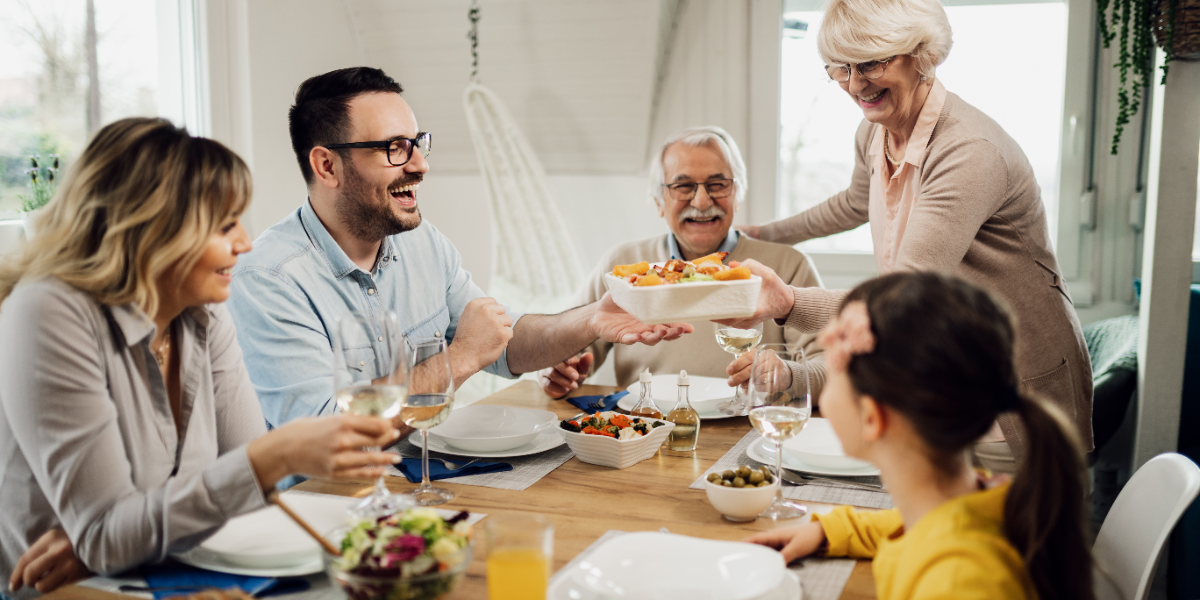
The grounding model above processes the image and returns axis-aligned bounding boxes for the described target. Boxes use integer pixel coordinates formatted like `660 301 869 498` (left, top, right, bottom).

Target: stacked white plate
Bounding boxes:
782 418 875 471
548 532 801 599
428 405 558 453
618 374 738 420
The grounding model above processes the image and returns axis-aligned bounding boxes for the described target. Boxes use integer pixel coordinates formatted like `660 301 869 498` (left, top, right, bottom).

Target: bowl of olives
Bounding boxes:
703 465 779 522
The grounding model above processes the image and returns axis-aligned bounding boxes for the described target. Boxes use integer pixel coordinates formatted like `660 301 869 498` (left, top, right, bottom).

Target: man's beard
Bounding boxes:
336 159 422 242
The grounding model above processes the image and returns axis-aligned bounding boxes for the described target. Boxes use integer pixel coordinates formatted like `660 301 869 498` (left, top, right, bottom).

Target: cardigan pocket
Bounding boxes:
1019 356 1077 422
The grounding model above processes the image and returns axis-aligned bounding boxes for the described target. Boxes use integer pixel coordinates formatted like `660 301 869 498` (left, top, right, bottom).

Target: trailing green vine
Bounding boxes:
1098 0 1177 154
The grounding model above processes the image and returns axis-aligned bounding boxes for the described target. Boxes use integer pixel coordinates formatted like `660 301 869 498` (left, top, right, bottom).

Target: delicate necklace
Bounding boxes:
884 129 902 166
152 331 171 367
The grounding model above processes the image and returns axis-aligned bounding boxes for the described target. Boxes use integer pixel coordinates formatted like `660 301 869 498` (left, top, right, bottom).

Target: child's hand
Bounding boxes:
743 520 828 563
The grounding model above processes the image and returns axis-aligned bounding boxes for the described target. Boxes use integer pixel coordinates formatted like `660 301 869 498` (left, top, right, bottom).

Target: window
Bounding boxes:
778 1 1069 255
0 0 196 220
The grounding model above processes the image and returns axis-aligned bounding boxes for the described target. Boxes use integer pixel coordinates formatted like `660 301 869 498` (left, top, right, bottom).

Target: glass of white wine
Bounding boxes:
747 343 810 520
403 336 456 506
333 311 409 518
714 321 765 416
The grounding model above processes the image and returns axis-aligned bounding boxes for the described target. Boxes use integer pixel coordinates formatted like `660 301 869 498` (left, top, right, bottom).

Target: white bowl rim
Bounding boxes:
431 405 557 440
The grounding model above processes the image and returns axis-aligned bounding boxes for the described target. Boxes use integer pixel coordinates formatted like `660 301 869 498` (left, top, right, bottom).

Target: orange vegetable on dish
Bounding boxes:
612 262 650 277
634 271 664 286
712 266 751 281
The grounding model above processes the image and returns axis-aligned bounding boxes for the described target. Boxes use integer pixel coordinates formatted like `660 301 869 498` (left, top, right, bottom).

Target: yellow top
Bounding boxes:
814 483 1036 600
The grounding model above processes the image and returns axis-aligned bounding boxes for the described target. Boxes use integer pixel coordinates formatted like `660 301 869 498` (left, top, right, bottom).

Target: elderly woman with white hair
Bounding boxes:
732 0 1092 473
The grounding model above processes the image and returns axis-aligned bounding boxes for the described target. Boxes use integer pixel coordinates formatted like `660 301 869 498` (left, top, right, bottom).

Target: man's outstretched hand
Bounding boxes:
590 292 692 345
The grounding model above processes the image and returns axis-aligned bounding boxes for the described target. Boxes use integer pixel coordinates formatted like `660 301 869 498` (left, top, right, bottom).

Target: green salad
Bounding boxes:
334 508 472 579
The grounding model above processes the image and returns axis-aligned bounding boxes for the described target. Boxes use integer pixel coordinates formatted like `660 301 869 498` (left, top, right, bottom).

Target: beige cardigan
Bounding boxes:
759 92 1094 456
577 234 827 400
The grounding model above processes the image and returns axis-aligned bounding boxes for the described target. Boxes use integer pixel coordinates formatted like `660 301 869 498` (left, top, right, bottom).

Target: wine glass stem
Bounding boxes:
369 445 387 497
774 439 785 505
420 430 432 489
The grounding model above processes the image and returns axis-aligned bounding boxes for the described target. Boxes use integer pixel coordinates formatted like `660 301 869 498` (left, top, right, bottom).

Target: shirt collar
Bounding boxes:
867 78 948 168
667 228 740 260
300 198 364 279
108 304 209 347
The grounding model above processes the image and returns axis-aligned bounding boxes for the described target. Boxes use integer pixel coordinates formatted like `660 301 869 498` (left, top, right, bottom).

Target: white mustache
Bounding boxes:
679 206 727 222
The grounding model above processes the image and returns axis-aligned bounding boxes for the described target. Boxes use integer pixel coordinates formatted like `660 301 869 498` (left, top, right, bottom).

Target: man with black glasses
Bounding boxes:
538 127 828 403
227 67 690 435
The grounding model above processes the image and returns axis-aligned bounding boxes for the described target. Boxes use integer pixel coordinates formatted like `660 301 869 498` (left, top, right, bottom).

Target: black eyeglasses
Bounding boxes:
324 132 432 167
662 178 735 202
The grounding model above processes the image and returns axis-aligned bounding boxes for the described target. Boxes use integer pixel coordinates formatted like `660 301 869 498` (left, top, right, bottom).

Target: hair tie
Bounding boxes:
818 301 876 372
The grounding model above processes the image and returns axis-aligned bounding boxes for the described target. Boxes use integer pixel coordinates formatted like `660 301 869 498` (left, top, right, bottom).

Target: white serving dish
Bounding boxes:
559 415 674 469
571 532 785 600
549 569 802 600
602 268 762 325
782 417 874 470
704 477 780 522
428 405 557 453
622 374 733 414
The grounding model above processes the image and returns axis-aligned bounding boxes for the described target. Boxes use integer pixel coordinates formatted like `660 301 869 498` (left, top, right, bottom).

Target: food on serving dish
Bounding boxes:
559 411 666 440
612 252 753 285
706 465 775 488
334 508 472 579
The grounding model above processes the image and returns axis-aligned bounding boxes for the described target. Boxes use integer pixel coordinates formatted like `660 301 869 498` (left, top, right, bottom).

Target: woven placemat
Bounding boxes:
387 436 574 491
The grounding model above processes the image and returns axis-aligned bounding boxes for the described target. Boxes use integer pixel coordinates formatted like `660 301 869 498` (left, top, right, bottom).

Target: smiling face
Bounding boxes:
178 216 252 307
336 93 429 241
658 141 737 260
838 54 929 133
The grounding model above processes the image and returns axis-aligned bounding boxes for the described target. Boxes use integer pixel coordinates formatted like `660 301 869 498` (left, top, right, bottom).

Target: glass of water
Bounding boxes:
403 337 456 506
747 343 810 520
333 311 408 518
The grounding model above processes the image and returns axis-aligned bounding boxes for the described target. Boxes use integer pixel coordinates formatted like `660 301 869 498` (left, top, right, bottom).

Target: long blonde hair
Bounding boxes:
0 117 251 318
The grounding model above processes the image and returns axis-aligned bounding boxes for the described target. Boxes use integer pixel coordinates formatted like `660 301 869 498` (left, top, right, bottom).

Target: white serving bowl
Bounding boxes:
603 269 762 325
704 477 780 522
623 374 733 414
560 417 674 469
783 417 874 470
428 405 557 453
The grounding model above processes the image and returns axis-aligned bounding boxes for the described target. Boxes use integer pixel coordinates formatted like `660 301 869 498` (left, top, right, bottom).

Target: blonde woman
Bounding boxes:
0 118 399 596
732 0 1091 472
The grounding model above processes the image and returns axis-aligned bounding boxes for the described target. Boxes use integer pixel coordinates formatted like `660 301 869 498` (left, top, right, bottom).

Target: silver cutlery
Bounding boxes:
779 469 885 491
400 455 480 471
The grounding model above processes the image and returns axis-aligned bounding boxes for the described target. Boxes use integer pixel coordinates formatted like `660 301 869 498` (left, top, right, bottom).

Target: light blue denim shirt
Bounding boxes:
227 199 523 429
666 229 739 260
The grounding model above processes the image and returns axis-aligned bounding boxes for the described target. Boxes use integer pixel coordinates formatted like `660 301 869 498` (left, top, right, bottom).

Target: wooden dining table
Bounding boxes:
51 380 877 600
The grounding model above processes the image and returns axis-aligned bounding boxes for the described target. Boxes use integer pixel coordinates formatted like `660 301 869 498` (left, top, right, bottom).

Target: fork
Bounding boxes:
780 470 885 491
587 396 610 410
400 455 480 471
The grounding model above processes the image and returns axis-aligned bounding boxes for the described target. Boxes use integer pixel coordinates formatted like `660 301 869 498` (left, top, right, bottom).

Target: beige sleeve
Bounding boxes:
575 257 615 376
780 253 828 401
758 119 874 245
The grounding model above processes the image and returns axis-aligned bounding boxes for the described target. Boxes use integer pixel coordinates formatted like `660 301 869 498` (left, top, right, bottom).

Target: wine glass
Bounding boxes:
403 336 456 506
333 311 409 518
714 321 765 416
747 343 811 520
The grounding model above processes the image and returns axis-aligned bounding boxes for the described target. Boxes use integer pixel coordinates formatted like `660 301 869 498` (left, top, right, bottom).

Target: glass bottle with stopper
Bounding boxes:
666 370 700 451
629 369 663 419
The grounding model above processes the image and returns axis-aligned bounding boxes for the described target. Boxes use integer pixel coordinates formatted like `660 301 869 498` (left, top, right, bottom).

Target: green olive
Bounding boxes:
721 480 733 487
765 475 775 484
748 471 765 484
757 481 772 487
722 470 737 481
759 465 772 476
736 466 752 479
732 477 746 488
707 472 722 483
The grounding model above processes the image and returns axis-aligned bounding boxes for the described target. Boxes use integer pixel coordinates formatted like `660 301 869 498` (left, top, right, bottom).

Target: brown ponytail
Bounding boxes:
841 271 1093 600
1005 393 1093 600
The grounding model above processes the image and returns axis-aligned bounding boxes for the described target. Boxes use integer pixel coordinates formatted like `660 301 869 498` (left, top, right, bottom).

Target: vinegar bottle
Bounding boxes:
629 369 663 419
666 370 700 451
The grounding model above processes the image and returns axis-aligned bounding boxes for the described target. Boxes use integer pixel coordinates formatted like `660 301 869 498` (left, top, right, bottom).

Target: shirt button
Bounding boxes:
377 336 384 342
434 331 441 338
368 289 376 295
359 360 365 366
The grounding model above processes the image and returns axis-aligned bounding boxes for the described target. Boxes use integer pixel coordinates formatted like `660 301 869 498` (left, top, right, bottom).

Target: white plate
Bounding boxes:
782 418 874 471
748 437 881 477
550 569 801 600
618 375 738 420
172 492 359 576
428 405 558 453
570 532 785 600
407 428 565 458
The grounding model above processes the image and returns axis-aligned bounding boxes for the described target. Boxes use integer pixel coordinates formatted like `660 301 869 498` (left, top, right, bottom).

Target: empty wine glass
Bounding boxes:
747 343 810 520
714 320 764 416
403 336 456 506
333 311 409 518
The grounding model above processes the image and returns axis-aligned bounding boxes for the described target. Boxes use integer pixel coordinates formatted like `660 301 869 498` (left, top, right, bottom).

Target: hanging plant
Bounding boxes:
1097 0 1172 154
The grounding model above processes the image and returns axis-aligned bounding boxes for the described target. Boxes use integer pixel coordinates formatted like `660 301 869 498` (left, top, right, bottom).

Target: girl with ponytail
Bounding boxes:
745 271 1092 600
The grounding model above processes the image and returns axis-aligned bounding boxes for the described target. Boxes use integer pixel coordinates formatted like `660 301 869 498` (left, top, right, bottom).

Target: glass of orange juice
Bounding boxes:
485 514 554 600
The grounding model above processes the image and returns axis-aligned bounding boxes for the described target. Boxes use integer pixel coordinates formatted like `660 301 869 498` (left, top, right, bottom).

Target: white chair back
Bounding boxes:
1093 453 1200 600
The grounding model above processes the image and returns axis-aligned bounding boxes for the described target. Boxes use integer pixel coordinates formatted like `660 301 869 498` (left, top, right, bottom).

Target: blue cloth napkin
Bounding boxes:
565 390 628 413
140 560 309 599
395 458 512 483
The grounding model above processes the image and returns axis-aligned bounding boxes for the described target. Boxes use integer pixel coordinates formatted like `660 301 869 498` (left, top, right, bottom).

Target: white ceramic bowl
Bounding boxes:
704 477 780 522
560 417 674 469
623 374 733 414
783 417 873 470
428 405 557 453
603 269 762 325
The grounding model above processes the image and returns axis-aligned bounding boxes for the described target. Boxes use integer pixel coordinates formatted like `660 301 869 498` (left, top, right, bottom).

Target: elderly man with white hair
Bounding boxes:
539 126 827 401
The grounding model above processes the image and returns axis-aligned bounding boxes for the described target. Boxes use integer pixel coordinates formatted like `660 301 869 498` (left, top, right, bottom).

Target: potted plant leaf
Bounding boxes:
18 155 59 240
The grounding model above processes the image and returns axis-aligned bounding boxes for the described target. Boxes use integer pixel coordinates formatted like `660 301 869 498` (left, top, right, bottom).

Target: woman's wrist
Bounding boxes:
247 432 292 492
